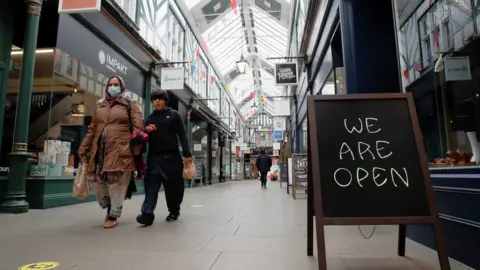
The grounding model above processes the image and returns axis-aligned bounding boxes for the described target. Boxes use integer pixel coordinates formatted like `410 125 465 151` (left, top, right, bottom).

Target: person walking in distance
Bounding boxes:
136 90 192 226
256 149 272 188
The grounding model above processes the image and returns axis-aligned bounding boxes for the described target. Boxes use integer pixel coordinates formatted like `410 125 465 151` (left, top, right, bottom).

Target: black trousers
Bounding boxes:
141 152 184 215
260 172 268 186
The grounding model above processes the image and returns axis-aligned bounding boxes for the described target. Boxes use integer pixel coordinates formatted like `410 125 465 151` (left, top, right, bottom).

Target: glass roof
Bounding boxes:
250 6 288 60
192 2 289 118
203 10 247 74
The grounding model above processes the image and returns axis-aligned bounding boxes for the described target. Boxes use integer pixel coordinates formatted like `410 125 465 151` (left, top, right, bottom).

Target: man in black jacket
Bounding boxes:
256 149 272 188
137 90 192 226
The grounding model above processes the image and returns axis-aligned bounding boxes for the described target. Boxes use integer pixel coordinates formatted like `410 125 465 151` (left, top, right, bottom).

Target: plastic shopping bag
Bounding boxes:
183 161 197 179
73 162 89 199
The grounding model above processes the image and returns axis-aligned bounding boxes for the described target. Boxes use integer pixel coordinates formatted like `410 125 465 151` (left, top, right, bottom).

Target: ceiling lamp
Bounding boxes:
236 54 247 74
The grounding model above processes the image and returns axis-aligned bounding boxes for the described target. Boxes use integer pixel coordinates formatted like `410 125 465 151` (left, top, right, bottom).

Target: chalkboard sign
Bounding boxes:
292 154 308 199
306 94 449 270
314 97 430 218
193 158 204 178
279 163 288 182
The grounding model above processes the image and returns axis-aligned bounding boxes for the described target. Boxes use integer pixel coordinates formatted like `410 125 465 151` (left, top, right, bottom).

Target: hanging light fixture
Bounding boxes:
236 19 248 74
251 101 258 110
236 54 247 74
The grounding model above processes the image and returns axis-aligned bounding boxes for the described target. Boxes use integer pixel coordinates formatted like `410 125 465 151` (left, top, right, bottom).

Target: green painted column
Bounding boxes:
144 72 153 115
0 0 44 213
186 106 192 148
0 0 16 159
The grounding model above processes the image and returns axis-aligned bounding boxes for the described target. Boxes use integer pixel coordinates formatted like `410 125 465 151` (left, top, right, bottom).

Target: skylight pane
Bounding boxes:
203 10 246 76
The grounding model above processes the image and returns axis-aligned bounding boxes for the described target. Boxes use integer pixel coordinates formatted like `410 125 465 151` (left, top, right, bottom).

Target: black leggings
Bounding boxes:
260 172 268 186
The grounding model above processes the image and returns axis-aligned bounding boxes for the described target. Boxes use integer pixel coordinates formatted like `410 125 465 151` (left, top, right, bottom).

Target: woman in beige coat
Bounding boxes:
78 76 144 228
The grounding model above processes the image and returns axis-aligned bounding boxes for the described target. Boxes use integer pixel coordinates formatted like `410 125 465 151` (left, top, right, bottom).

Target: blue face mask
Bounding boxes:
108 86 121 97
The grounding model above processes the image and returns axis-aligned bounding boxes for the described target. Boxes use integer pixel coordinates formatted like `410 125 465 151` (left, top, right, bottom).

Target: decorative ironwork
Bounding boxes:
26 0 43 16
12 142 28 152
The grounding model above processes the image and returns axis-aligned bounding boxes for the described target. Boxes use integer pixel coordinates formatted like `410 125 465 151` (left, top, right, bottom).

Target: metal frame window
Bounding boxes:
113 0 137 20
419 17 432 65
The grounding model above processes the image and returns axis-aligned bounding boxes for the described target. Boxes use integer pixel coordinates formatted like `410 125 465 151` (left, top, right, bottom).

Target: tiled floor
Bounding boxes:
0 180 471 270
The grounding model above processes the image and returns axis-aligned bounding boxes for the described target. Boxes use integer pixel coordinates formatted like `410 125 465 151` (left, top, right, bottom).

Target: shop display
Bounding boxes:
269 170 278 181
30 139 74 177
432 149 476 167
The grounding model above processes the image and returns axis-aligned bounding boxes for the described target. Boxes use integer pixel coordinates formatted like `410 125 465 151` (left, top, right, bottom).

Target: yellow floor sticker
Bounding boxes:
19 262 60 270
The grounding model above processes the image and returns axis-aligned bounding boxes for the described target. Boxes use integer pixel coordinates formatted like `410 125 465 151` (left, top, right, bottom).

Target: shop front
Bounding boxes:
0 13 152 208
404 46 480 270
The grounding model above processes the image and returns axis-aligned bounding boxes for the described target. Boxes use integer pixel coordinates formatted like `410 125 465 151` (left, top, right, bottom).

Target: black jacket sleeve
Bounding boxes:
174 111 192 158
268 157 272 169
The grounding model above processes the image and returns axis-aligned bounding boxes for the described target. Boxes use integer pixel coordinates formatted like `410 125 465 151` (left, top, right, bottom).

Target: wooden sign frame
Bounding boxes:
306 93 450 270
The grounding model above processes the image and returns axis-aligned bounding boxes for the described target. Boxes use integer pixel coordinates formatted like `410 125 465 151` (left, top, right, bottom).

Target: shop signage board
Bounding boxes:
59 0 100 13
272 150 279 157
443 56 472 81
273 130 283 141
160 67 185 90
273 100 290 116
279 163 288 188
306 93 450 270
273 142 281 150
273 117 286 130
57 15 144 97
193 144 202 152
193 158 204 178
274 62 298 85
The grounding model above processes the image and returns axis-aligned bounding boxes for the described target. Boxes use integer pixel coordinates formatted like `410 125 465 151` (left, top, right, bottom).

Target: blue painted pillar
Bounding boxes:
339 0 401 94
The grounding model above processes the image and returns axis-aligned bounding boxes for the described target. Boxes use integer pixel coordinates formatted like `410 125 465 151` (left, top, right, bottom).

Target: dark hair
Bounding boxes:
260 149 266 154
150 89 169 104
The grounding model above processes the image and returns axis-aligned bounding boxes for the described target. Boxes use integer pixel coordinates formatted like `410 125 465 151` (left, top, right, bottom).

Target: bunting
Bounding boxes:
415 63 422 71
402 69 409 79
231 0 237 15
196 49 201 57
210 75 216 85
202 41 208 52
200 70 206 78
433 31 440 48
226 84 231 93
249 91 254 100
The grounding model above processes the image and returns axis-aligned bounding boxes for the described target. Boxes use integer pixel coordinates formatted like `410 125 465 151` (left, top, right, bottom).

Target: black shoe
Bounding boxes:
166 213 180 222
136 213 155 226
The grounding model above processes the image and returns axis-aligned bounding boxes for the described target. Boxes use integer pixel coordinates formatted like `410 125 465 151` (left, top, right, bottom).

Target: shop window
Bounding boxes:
416 59 480 170
334 67 346 94
300 118 308 153
447 0 472 34
420 17 433 66
321 71 336 95
0 49 146 177
138 0 168 59
113 0 137 21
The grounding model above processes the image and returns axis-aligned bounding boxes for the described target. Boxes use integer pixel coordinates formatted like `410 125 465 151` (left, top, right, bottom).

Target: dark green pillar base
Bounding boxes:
1 152 30 213
0 198 29 213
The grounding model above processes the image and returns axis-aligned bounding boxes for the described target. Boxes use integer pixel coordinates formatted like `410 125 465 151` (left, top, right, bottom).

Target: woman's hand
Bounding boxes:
184 157 193 164
145 124 156 133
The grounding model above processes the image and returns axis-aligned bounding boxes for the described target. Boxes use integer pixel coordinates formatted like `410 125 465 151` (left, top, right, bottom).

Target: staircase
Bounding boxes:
28 94 84 144
4 93 70 126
